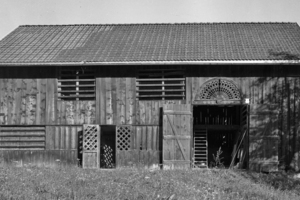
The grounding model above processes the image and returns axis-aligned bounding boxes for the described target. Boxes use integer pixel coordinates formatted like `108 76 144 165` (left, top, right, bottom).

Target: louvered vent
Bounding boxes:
58 67 95 100
0 126 45 150
136 66 186 100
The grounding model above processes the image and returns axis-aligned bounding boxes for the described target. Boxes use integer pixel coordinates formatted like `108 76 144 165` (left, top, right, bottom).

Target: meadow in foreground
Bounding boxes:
0 165 299 200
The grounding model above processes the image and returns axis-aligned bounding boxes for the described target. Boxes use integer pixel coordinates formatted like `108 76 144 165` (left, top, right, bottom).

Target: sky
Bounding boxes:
0 0 300 40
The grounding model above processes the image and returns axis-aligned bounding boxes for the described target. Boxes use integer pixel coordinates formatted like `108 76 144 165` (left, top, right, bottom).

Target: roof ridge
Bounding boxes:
19 22 298 27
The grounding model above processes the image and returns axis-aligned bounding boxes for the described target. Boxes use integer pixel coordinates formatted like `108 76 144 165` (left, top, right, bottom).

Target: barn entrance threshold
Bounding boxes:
193 105 249 168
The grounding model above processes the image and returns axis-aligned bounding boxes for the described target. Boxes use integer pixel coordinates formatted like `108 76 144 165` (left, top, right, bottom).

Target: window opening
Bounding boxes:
58 67 95 100
136 66 186 100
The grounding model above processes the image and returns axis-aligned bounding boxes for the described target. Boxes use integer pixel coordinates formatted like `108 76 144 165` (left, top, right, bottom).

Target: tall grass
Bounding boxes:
0 164 299 200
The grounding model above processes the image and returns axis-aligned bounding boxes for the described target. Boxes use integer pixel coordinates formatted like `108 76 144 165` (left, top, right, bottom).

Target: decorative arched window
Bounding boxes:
199 79 241 100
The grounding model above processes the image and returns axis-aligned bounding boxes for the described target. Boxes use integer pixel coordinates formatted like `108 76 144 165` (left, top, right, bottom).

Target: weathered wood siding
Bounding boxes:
56 101 96 125
191 77 300 171
116 126 161 168
0 126 80 166
135 100 184 125
0 79 47 125
96 78 136 125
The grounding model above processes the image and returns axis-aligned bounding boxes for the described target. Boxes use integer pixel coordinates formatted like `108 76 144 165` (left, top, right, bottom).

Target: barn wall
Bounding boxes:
0 126 81 166
0 79 47 125
96 78 136 125
117 126 161 168
1 66 300 170
191 77 300 171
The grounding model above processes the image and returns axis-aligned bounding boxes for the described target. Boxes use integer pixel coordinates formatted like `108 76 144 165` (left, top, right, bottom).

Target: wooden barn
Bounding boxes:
0 23 300 171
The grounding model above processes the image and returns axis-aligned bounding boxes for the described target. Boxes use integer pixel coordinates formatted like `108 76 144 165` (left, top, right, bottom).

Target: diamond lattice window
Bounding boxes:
58 67 95 100
83 125 99 151
116 126 131 151
136 66 186 100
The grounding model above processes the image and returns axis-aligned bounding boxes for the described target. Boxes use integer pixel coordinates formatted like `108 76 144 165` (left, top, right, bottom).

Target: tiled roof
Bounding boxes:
0 22 300 64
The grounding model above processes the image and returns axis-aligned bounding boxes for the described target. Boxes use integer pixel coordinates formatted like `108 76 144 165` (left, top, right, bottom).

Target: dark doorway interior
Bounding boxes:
207 129 237 167
193 105 246 168
100 126 116 168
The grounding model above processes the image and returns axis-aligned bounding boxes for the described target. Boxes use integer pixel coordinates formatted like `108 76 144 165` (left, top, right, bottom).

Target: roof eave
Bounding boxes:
0 60 300 66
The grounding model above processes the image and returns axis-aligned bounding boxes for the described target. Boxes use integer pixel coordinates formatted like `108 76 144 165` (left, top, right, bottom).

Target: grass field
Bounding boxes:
0 165 300 200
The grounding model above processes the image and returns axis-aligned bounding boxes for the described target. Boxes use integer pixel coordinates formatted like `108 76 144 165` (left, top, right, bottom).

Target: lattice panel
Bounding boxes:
116 126 131 151
199 79 241 100
101 144 114 168
83 125 99 151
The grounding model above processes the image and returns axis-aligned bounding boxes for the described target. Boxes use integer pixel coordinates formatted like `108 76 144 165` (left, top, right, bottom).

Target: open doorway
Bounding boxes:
100 125 116 168
193 105 248 168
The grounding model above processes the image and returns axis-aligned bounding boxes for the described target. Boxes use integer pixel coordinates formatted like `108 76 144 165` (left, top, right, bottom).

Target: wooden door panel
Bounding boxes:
82 124 100 168
163 104 192 169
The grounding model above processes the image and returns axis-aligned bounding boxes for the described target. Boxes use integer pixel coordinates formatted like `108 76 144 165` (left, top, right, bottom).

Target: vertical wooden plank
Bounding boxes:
135 101 140 125
120 78 126 125
186 77 192 104
139 101 146 125
65 126 70 150
100 78 106 124
111 78 117 124
40 79 47 125
142 126 147 150
56 100 62 125
26 94 37 125
147 126 152 150
2 79 8 125
7 79 14 124
191 77 197 101
84 101 95 124
125 78 133 124
20 79 26 125
46 79 57 125
131 126 136 149
36 79 41 124
152 126 158 150
145 101 152 125
152 101 159 125
71 126 77 150
54 126 60 150
96 78 101 124
78 101 85 124
66 101 75 125
46 126 55 150
74 101 79 125
136 126 142 150
60 126 65 150
13 79 22 124
0 79 3 124
174 104 183 161
116 78 121 125
130 78 136 124
106 78 113 124
60 101 66 125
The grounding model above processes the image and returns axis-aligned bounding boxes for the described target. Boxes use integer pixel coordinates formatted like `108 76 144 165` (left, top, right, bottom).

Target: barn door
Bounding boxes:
249 106 279 172
163 104 192 169
82 124 100 168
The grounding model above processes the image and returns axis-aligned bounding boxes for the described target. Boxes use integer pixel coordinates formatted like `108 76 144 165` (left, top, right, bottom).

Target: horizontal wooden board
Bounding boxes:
0 150 78 167
0 126 46 150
